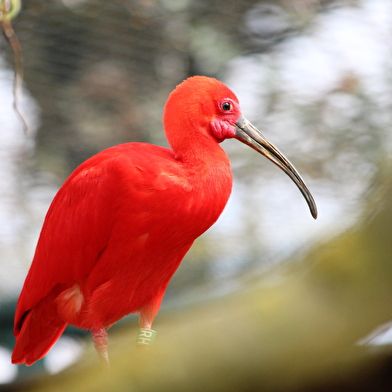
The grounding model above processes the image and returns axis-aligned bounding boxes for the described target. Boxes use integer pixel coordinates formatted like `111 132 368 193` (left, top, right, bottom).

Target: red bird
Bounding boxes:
12 76 317 366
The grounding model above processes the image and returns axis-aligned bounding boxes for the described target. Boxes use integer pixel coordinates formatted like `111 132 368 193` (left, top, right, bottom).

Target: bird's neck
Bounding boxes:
172 136 233 239
176 142 233 225
165 118 232 192
175 134 231 178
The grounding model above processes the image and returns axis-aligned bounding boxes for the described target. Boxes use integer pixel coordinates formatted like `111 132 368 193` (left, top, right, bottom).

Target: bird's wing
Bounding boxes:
14 143 175 334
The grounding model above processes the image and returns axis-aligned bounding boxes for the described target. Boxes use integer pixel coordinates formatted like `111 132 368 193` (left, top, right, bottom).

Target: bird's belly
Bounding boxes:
62 179 231 330
74 240 192 329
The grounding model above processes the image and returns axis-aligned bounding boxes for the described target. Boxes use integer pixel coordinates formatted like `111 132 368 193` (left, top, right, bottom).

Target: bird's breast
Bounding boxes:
171 162 233 240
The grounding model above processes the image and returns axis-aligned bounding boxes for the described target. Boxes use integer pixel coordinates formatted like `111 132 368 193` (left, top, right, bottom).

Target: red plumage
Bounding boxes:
12 77 235 365
12 76 316 366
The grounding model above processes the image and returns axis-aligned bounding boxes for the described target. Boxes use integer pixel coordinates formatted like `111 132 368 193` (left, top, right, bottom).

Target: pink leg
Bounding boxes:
137 294 163 346
139 314 152 330
91 326 110 367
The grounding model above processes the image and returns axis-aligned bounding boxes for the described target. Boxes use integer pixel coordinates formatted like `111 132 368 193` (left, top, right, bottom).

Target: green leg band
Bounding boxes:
136 328 157 346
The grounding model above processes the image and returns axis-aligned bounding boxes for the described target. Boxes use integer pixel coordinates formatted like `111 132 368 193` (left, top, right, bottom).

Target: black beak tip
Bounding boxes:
235 115 318 220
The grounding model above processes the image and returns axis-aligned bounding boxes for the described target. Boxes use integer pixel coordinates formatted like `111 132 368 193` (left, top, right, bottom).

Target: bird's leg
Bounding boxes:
136 310 157 347
91 326 110 367
136 294 163 347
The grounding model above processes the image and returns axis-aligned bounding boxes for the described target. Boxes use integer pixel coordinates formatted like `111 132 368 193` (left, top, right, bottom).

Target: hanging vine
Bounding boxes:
1 0 28 133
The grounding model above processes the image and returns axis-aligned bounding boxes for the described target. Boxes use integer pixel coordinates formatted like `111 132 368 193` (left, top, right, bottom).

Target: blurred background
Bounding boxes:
1 0 392 390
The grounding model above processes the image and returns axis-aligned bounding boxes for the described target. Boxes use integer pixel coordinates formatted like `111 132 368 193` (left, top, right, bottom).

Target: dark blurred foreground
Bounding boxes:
4 169 392 392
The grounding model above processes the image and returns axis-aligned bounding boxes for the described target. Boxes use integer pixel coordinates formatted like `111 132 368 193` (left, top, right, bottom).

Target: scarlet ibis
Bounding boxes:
12 76 317 366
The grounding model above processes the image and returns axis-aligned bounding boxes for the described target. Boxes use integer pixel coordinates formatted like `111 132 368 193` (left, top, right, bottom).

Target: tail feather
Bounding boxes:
12 295 67 366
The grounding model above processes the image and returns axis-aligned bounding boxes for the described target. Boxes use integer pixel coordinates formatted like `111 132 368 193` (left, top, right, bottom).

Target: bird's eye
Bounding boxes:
221 102 233 111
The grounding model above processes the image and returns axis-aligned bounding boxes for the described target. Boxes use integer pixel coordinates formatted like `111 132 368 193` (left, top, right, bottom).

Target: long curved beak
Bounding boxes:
235 115 318 219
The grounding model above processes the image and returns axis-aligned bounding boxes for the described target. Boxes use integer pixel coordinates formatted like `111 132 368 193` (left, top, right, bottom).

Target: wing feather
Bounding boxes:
14 143 175 334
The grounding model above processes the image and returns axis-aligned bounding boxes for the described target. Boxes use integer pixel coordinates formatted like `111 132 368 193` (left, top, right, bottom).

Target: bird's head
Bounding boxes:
164 76 317 219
